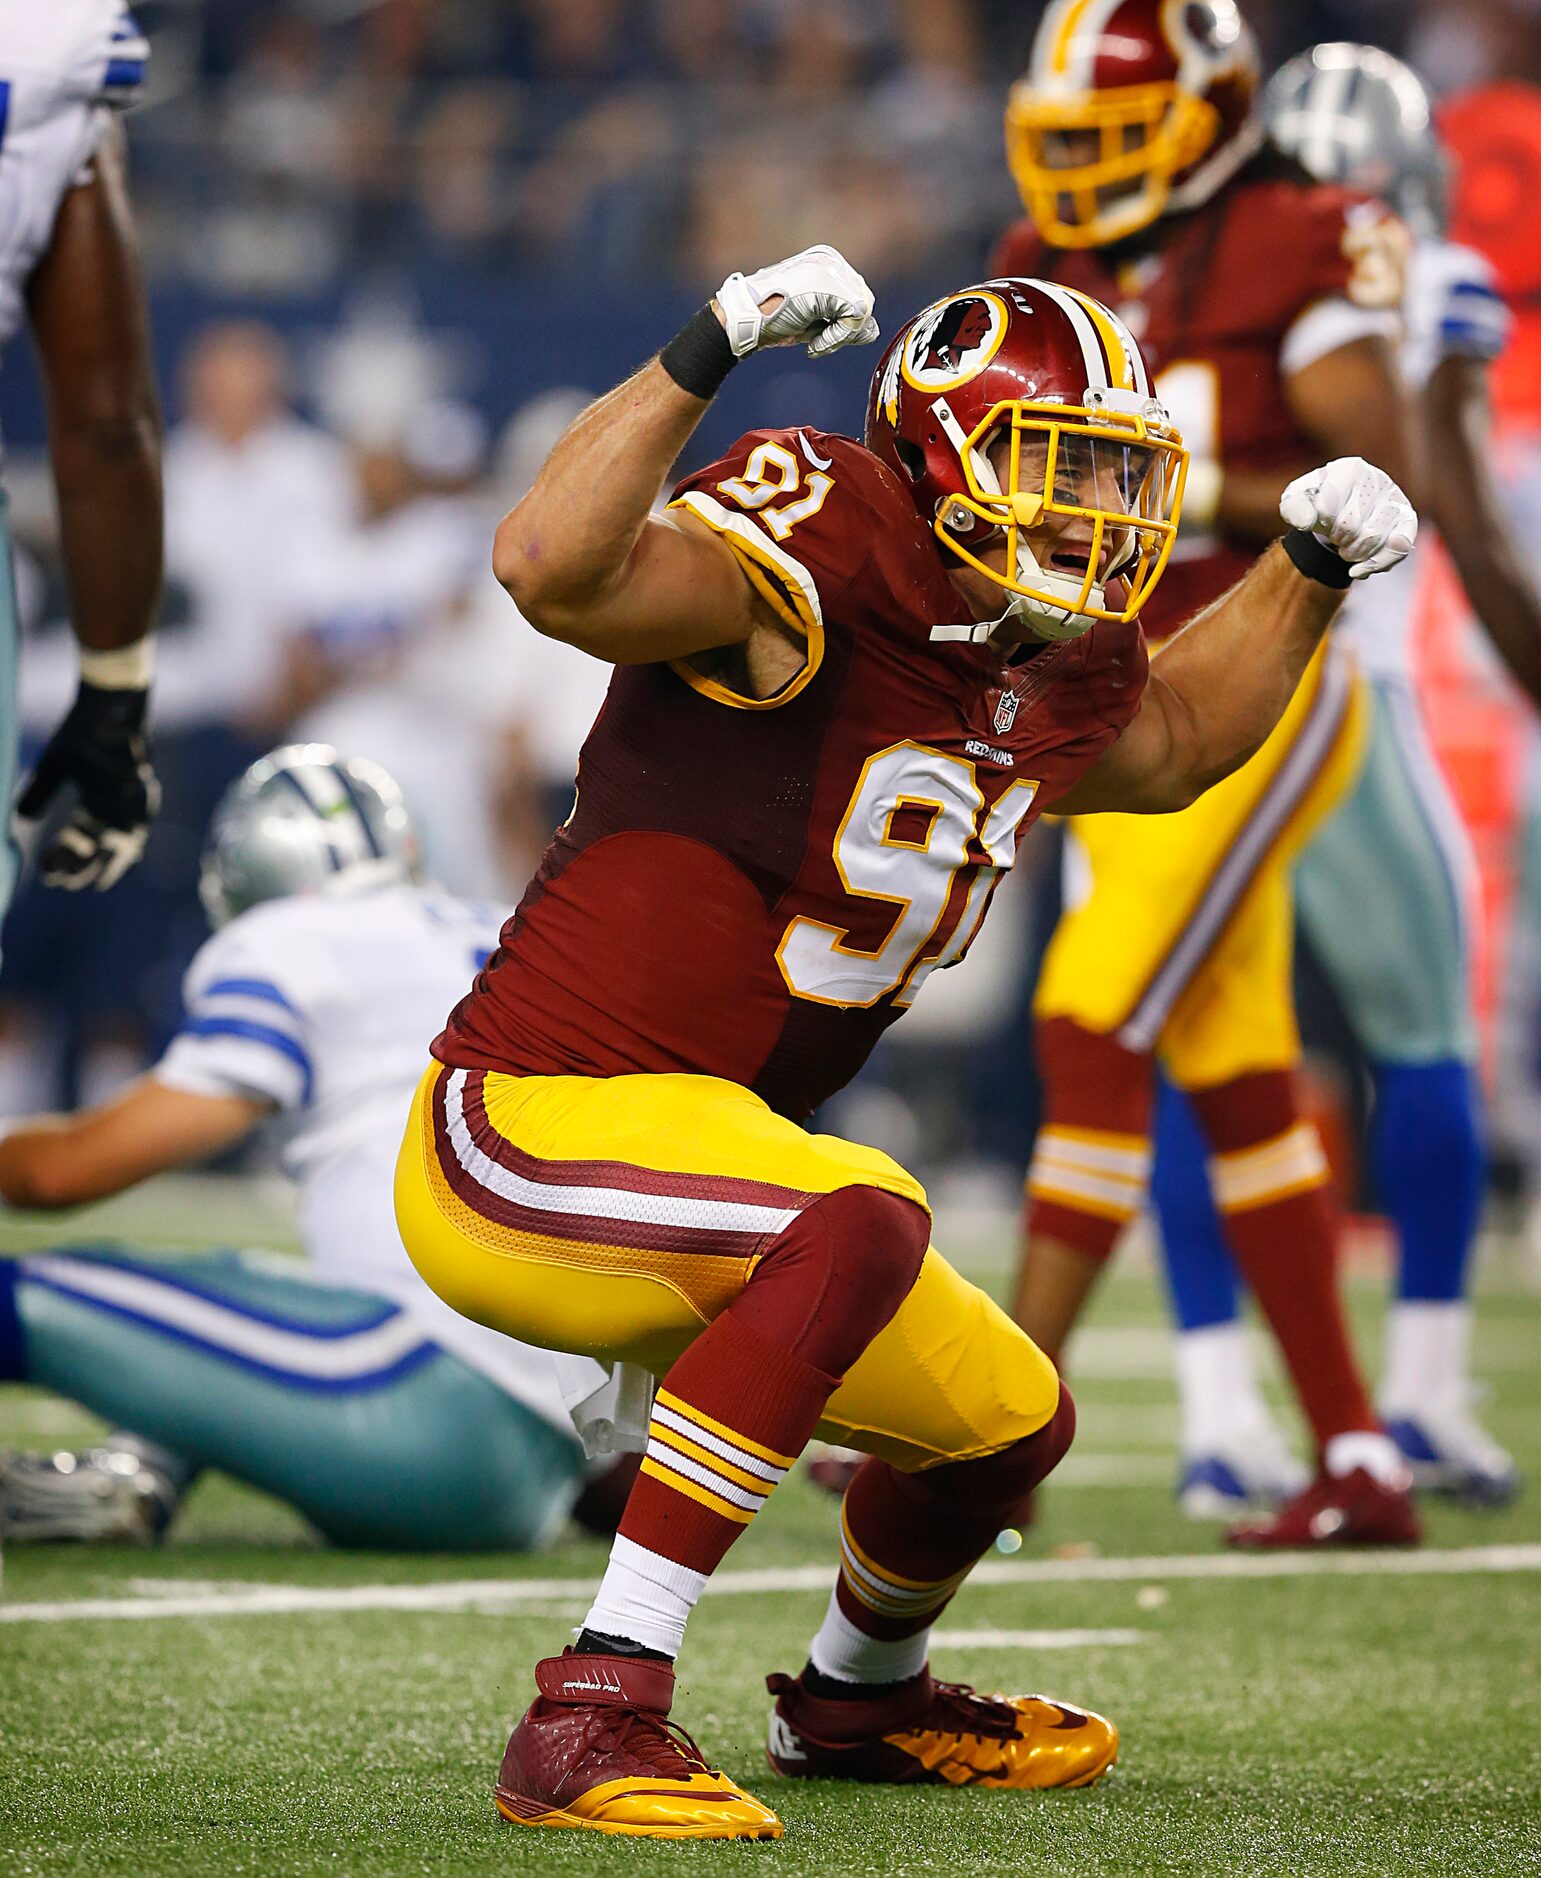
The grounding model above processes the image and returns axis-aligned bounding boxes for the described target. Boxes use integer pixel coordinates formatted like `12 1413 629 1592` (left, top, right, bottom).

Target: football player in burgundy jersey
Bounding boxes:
1148 46 1541 1513
996 0 1427 1547
394 243 1415 1838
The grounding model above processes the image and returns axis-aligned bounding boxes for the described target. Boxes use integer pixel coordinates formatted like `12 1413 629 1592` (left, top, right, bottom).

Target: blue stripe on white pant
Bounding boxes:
0 1248 581 1550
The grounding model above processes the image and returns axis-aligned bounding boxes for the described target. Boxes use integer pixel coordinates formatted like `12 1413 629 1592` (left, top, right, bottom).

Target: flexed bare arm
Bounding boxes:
492 247 878 666
1060 459 1417 813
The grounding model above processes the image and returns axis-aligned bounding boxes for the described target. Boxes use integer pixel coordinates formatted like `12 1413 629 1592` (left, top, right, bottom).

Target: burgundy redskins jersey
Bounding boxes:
435 428 1147 1121
993 171 1406 639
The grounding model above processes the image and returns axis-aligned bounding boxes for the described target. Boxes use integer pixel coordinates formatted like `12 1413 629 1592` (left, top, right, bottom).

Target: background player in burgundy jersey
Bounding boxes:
1144 43 1541 1515
996 0 1426 1546
393 242 1416 1839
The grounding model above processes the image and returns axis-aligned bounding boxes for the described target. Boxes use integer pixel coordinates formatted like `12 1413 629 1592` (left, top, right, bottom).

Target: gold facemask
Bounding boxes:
937 398 1188 627
1006 80 1219 248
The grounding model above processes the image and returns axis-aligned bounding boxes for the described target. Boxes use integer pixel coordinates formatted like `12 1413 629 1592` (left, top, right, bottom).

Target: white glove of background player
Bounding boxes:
1279 458 1417 580
715 245 879 361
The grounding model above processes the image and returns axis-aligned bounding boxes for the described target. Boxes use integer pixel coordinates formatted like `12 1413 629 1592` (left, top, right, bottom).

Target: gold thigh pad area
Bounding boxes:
394 1065 1059 1465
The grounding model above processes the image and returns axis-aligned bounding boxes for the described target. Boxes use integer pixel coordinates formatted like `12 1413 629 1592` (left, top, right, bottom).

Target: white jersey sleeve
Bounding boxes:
0 1 148 356
1400 238 1512 390
1338 239 1515 682
155 915 326 1112
1279 296 1401 379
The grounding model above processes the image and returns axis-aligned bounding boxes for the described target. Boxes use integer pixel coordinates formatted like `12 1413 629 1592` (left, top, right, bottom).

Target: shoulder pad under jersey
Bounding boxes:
671 427 945 646
1227 176 1410 320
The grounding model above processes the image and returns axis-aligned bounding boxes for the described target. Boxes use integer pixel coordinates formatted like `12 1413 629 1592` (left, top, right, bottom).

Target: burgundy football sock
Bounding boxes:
582 1186 931 1658
1025 1017 1154 1268
1189 1069 1377 1447
807 1391 1076 1685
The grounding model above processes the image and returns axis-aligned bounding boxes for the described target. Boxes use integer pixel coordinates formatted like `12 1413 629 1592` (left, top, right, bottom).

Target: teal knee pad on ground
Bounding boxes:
13 1246 583 1551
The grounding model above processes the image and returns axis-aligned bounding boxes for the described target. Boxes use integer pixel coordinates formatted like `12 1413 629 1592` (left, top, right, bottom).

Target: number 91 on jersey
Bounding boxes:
776 742 1039 1010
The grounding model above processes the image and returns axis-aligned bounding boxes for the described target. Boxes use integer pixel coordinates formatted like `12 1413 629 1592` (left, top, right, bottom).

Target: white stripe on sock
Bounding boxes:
649 1400 787 1484
643 1435 771 1514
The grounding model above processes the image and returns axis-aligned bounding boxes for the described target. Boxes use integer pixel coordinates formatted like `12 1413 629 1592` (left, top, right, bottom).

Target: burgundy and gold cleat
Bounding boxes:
765 1666 1118 1790
496 1650 782 1839
1225 1465 1422 1549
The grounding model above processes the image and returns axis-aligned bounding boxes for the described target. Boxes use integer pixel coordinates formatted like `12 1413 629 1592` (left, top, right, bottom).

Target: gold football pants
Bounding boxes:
1035 640 1368 1088
395 1063 1060 1471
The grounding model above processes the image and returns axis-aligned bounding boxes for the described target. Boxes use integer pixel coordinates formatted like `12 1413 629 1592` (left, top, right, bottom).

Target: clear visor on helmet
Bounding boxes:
938 399 1188 623
1005 81 1219 246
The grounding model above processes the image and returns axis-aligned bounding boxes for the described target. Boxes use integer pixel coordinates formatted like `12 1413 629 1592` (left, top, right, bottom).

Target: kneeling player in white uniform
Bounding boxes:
1155 45 1539 1510
0 747 607 1549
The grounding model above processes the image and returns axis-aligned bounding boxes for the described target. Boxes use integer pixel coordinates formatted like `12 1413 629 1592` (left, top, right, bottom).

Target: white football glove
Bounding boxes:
715 245 879 361
1279 457 1417 580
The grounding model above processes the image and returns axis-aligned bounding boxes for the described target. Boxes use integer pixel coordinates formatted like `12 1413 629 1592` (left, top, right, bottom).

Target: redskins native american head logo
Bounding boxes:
900 291 1008 392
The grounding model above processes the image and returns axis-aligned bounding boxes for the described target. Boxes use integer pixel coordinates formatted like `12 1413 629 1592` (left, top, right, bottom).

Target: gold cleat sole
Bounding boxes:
1059 1734 1119 1789
926 1717 1119 1791
495 1789 783 1840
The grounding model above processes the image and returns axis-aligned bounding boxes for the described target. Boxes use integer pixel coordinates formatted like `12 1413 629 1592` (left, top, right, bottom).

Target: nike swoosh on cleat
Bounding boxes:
767 1714 808 1761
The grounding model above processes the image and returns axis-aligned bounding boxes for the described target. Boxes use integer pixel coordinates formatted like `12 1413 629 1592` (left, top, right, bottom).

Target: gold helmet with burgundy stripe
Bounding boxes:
1007 0 1263 249
866 277 1188 642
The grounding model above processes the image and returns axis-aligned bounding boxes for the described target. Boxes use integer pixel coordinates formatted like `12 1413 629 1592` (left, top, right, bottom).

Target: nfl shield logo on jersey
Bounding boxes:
993 688 1021 735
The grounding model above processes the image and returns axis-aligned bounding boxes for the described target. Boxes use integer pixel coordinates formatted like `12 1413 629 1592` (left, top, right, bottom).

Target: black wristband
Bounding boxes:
75 678 150 736
1281 527 1353 590
659 304 738 401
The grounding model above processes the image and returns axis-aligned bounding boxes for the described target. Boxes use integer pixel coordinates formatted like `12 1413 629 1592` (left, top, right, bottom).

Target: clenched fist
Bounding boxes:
1280 458 1417 581
714 245 879 361
17 680 159 892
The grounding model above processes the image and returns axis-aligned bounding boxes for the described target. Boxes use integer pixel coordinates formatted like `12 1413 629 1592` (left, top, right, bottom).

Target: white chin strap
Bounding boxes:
930 589 1094 645
929 545 1104 646
1009 547 1106 642
1008 485 1140 643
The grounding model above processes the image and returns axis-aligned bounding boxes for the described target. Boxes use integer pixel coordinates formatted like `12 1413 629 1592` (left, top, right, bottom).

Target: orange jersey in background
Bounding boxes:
1414 84 1541 1070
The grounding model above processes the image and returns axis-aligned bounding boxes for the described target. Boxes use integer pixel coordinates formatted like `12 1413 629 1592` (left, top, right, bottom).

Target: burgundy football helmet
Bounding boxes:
1007 0 1262 248
866 278 1188 641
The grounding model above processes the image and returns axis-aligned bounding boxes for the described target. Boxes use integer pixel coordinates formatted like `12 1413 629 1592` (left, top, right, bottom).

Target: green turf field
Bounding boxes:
1 1186 1538 1876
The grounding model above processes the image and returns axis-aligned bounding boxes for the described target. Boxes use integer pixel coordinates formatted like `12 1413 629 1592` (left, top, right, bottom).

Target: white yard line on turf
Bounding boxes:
931 1628 1145 1649
2 1544 1540 1623
1057 1454 1170 1485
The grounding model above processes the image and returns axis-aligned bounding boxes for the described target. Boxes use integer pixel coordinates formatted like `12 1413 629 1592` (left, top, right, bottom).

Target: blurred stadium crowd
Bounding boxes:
4 0 1541 1216
94 0 1541 294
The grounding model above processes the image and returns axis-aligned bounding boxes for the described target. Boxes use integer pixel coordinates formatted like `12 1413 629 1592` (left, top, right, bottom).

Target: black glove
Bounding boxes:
16 680 160 891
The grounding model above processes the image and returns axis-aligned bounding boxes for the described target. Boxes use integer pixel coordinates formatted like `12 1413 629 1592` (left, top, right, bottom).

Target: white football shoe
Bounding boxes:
1381 1404 1519 1507
1177 1423 1310 1519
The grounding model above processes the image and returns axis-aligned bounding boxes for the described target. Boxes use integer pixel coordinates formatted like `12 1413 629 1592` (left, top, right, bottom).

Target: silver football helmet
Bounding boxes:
1264 43 1450 236
199 744 422 928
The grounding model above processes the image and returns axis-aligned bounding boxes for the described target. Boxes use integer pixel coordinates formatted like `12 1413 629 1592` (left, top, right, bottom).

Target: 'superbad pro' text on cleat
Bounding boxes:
495 1650 782 1839
766 1665 1118 1789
